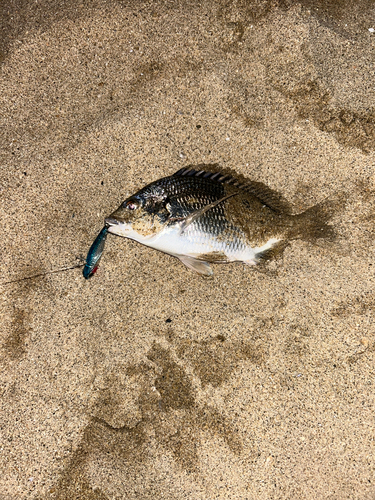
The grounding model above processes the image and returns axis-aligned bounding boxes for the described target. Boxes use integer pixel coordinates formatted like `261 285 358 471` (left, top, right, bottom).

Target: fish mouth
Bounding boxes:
104 217 120 227
105 217 130 237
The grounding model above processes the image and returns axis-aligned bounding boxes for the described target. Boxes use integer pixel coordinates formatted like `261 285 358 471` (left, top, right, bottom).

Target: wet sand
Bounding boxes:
1 1 375 498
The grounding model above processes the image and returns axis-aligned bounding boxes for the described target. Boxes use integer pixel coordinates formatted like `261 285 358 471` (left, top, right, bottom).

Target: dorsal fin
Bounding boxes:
173 165 292 214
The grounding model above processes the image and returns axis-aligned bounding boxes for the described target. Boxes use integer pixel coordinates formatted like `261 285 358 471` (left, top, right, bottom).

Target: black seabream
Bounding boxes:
103 165 338 276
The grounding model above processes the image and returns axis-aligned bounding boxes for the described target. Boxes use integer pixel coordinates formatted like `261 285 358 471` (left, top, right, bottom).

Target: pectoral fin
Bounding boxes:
180 192 238 234
178 256 213 276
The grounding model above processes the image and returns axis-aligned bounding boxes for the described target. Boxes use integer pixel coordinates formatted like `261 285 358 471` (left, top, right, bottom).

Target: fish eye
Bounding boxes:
124 199 139 210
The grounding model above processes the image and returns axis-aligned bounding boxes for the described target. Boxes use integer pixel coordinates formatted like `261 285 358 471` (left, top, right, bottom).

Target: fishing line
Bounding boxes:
0 263 84 286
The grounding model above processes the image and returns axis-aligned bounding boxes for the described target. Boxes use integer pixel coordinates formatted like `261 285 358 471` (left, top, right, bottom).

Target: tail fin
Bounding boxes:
291 193 346 243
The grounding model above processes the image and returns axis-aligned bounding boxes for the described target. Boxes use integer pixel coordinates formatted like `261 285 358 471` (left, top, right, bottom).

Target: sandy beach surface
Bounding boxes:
1 1 375 498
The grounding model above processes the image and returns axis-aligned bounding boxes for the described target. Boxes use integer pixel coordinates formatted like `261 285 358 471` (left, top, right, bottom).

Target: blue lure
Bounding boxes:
83 226 108 279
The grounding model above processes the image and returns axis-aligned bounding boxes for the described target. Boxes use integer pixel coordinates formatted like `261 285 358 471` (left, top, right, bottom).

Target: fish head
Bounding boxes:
105 187 170 241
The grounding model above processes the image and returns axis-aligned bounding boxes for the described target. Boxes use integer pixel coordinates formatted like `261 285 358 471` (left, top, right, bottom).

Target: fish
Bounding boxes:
104 165 338 276
83 226 108 279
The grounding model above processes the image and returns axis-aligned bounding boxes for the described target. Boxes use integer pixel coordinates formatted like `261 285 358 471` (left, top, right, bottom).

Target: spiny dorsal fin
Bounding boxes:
173 165 292 214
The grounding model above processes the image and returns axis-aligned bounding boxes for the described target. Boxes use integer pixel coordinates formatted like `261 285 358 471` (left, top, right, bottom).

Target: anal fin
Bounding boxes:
247 239 288 265
177 256 213 276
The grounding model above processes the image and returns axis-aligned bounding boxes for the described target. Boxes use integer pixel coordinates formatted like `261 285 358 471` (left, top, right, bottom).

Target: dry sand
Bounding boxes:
1 0 375 498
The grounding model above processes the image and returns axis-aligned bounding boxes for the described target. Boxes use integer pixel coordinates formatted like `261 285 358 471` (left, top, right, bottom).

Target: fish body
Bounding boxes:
105 166 336 276
83 226 108 279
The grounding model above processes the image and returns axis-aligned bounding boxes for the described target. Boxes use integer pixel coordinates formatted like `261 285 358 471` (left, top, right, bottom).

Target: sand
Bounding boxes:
1 0 375 498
